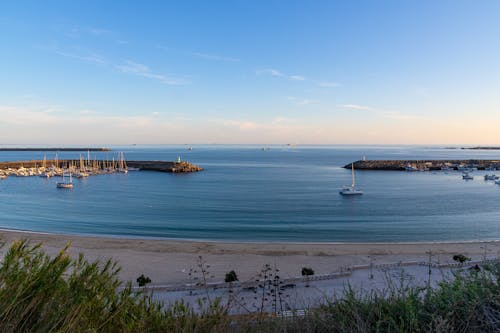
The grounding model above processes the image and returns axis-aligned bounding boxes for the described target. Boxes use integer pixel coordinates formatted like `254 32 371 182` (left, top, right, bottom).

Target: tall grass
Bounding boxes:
0 240 497 332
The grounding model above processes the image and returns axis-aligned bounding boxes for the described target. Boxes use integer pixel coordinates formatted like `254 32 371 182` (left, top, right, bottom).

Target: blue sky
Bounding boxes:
1 1 499 144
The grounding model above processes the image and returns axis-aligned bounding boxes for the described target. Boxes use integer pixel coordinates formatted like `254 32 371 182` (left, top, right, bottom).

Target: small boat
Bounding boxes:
441 165 454 171
462 172 474 180
340 163 363 195
495 180 500 185
484 174 497 181
56 173 73 189
404 164 419 171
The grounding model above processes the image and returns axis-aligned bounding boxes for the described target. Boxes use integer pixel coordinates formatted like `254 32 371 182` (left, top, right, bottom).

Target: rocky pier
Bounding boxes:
344 159 500 171
0 160 203 174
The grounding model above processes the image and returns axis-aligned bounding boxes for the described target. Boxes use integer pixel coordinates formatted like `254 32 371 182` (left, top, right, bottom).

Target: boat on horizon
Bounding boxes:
340 163 363 196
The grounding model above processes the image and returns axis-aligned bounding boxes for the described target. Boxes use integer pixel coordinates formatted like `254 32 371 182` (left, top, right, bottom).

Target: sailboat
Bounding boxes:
339 163 363 195
56 172 73 189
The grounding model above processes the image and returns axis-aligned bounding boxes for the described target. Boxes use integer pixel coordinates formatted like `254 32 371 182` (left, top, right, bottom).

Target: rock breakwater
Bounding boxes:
344 159 500 171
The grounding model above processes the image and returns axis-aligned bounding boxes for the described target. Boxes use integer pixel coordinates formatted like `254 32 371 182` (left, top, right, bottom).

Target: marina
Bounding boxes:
0 157 203 180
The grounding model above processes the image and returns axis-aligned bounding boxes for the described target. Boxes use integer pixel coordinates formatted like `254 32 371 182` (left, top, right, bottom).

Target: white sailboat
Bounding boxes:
56 172 73 189
340 163 363 195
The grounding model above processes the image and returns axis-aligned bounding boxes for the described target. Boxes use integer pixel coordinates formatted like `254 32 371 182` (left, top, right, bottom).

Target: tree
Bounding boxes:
301 267 314 287
453 254 471 264
224 270 238 283
137 274 151 287
301 267 314 276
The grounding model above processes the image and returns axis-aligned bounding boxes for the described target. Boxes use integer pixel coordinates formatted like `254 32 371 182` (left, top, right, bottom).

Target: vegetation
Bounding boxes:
0 240 497 332
454 253 472 263
301 267 314 277
224 270 238 283
136 274 151 286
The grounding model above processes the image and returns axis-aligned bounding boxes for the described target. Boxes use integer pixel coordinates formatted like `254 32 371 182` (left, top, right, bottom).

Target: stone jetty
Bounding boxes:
0 159 202 179
344 159 500 171
0 147 110 151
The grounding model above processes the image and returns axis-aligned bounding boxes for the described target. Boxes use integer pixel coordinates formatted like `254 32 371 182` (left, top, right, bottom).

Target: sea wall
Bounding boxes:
345 159 500 171
0 160 203 173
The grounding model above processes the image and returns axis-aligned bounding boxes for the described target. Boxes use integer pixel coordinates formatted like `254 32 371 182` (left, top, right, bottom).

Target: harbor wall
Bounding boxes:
345 159 500 171
0 160 202 173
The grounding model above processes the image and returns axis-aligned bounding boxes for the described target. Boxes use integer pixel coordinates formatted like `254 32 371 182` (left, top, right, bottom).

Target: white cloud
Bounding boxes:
317 81 340 88
191 52 240 62
289 75 306 81
115 60 188 85
337 104 374 111
79 109 98 114
288 96 319 106
54 49 106 65
258 69 340 88
87 27 112 36
257 68 307 81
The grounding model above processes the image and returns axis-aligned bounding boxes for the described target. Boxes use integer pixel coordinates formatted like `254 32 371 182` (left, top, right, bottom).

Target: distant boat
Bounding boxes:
340 163 363 195
484 174 497 181
462 172 474 180
404 164 419 171
56 172 73 189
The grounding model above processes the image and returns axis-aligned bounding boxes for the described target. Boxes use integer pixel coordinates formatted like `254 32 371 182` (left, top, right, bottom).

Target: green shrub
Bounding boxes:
224 270 238 283
137 274 151 286
0 240 497 332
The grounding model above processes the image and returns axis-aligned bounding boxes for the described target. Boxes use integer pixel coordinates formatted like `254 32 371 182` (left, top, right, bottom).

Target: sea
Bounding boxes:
0 145 499 243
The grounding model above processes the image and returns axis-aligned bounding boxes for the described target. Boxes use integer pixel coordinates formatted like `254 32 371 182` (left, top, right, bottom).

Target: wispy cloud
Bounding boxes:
258 69 340 89
54 49 106 65
337 104 374 111
288 96 319 106
257 68 306 81
317 81 340 88
62 25 113 39
337 103 431 122
157 45 240 63
115 60 189 85
87 27 112 36
79 109 98 115
190 52 240 62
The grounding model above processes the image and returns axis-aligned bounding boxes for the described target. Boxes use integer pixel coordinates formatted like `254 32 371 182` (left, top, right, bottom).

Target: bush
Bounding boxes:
224 270 238 283
0 240 498 332
453 254 471 263
301 267 314 276
137 274 152 286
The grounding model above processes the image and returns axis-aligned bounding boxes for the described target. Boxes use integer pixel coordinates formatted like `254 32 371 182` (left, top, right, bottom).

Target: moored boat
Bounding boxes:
56 173 73 189
340 163 363 195
462 172 474 180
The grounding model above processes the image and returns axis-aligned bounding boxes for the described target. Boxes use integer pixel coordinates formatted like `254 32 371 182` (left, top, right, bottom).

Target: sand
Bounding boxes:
0 229 498 285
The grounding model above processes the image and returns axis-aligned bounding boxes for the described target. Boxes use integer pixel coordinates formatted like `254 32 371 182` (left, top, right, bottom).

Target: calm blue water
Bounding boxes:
0 145 499 242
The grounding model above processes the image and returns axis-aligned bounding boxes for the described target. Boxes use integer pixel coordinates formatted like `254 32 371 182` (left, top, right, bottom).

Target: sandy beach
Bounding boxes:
0 229 498 285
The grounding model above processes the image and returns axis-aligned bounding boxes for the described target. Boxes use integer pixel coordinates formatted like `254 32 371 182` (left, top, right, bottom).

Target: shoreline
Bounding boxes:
1 229 498 286
1 227 498 245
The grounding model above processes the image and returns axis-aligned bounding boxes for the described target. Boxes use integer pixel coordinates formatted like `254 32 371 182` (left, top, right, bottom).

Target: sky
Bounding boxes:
1 1 500 145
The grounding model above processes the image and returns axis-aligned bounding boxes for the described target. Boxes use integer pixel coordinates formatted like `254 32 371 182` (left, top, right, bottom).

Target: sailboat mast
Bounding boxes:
351 163 355 187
